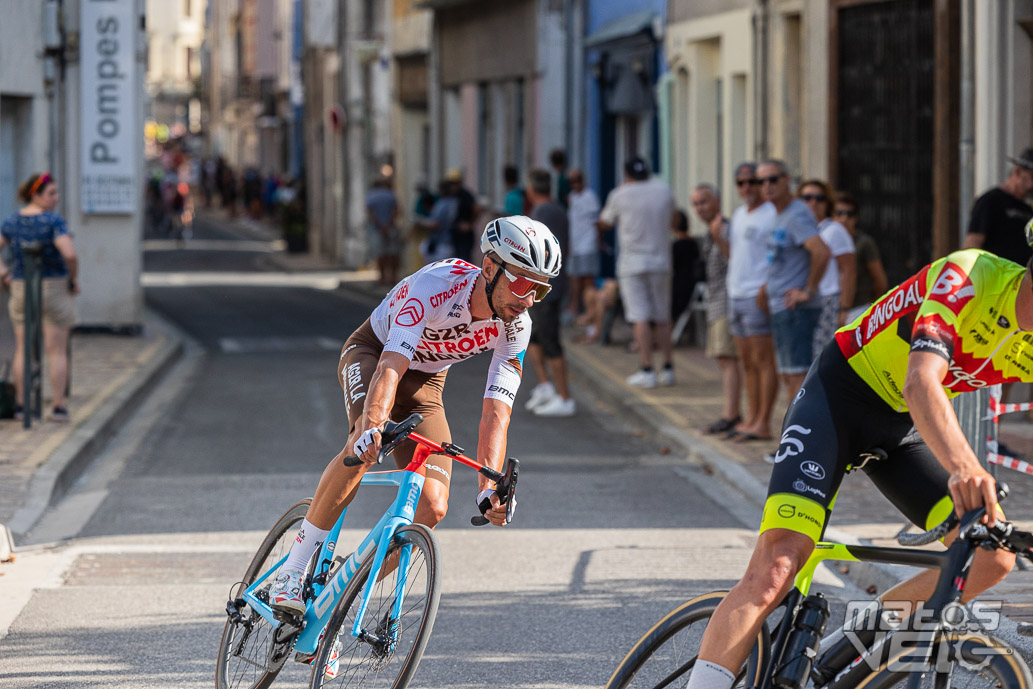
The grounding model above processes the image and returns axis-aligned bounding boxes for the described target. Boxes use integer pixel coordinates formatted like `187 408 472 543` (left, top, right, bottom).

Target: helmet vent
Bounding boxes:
527 242 539 266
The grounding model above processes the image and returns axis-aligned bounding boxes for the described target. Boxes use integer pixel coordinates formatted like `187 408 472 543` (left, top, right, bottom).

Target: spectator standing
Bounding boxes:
502 165 527 216
835 192 888 322
669 209 701 323
550 148 571 208
365 177 401 285
963 147 1033 264
597 157 675 387
566 168 600 322
522 169 575 416
692 184 741 434
447 168 478 261
798 179 856 356
757 160 829 403
422 181 458 264
0 173 79 422
726 163 779 442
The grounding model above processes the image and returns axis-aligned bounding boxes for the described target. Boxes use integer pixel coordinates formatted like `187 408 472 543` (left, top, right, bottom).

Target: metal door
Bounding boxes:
836 0 934 284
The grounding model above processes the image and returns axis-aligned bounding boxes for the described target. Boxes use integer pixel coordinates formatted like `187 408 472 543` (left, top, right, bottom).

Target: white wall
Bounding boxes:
0 0 49 218
64 0 145 327
665 8 753 217
974 0 1033 194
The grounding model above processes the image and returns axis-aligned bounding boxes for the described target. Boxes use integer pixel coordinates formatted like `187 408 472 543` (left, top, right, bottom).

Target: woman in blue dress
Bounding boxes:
0 172 79 421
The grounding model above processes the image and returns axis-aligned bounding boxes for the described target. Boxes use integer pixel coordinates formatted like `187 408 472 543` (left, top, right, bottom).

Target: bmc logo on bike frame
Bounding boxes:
313 538 377 618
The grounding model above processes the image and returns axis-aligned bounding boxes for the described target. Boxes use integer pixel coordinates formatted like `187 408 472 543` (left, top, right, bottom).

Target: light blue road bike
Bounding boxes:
216 413 519 689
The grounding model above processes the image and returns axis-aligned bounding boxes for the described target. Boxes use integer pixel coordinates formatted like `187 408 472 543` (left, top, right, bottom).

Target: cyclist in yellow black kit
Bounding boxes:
685 241 1033 689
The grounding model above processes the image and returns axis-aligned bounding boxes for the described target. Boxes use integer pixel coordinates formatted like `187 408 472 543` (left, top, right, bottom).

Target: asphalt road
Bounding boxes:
0 217 858 688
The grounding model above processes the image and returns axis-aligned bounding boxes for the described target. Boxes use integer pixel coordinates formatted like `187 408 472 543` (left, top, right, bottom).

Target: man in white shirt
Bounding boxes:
725 163 779 442
597 157 675 388
566 168 600 322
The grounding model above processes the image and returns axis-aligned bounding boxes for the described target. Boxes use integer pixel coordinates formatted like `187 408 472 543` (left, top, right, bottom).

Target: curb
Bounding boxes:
564 344 908 595
4 310 185 541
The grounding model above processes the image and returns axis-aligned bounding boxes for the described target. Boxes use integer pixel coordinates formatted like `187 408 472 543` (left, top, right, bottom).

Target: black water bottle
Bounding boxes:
773 593 830 689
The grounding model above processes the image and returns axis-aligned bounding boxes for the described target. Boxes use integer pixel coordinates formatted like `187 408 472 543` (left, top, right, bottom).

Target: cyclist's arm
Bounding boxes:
902 350 996 522
351 351 410 463
476 397 510 486
476 397 512 527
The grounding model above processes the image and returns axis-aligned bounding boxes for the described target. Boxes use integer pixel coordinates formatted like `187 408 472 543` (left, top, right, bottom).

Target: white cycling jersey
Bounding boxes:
369 258 530 407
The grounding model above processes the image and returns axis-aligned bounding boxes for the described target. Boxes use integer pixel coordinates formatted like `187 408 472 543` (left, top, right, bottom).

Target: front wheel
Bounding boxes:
309 523 441 689
605 591 771 689
853 631 1032 689
216 499 311 689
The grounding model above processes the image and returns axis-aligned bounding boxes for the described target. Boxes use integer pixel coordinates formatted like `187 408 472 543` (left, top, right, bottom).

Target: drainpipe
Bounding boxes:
958 0 975 244
754 0 769 161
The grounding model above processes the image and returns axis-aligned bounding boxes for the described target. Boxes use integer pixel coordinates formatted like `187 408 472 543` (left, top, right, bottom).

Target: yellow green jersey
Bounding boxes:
835 249 1033 412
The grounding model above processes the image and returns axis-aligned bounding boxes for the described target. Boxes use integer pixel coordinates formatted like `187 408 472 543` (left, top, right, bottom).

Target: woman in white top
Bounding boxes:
798 179 855 358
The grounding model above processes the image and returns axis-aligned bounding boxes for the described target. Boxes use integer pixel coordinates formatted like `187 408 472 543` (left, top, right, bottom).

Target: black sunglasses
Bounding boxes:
801 193 827 203
736 178 760 187
759 174 783 185
835 209 857 218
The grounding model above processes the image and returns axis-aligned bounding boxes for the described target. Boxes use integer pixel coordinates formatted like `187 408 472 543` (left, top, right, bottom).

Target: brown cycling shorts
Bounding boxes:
337 319 454 488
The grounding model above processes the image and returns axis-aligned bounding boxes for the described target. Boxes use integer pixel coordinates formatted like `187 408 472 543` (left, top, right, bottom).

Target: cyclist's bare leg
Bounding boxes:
697 528 814 675
877 519 1015 612
306 447 371 529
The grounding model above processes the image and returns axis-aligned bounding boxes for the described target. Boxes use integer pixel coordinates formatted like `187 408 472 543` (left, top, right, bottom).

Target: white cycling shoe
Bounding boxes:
270 566 306 617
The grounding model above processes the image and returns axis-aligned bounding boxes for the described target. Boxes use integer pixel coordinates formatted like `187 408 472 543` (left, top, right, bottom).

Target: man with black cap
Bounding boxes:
963 147 1033 265
597 157 675 387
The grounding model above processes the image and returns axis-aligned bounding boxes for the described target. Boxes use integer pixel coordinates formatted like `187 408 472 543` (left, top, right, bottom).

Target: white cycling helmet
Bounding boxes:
480 215 562 278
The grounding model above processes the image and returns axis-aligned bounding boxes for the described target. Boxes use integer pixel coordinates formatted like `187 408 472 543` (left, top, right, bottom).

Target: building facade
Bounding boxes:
421 0 581 211
1 0 145 329
146 0 205 135
585 1 666 202
665 0 1033 284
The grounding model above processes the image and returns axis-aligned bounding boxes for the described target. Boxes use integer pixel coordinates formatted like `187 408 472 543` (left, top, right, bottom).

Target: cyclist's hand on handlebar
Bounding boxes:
353 427 383 465
477 488 516 527
948 466 997 524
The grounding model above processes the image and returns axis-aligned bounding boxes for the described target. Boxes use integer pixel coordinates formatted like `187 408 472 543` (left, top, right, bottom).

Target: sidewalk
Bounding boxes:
0 301 183 544
563 319 1033 624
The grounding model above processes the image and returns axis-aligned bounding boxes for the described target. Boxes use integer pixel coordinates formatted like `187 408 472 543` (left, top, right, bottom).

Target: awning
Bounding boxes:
585 10 659 48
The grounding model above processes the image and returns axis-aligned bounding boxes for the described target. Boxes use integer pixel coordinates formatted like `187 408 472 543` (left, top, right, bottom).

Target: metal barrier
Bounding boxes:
20 241 44 429
951 385 996 475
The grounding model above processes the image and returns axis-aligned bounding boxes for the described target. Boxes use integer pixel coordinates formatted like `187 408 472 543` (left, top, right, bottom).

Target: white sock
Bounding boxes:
685 660 736 689
282 519 330 573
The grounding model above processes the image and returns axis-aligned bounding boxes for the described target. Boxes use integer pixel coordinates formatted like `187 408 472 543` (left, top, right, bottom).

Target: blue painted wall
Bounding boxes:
584 0 667 201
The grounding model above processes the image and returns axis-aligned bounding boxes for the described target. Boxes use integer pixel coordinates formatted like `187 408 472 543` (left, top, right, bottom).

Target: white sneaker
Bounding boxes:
271 566 306 616
534 395 576 417
626 369 658 388
657 367 675 386
524 382 557 411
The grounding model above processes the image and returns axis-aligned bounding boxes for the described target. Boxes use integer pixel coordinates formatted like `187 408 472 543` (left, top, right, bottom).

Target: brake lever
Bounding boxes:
470 458 519 526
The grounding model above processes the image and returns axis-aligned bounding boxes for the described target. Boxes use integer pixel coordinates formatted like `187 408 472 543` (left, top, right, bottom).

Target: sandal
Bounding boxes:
704 416 741 435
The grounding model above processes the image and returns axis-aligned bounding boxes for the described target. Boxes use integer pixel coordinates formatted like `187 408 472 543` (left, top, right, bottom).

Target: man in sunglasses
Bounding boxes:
268 215 562 616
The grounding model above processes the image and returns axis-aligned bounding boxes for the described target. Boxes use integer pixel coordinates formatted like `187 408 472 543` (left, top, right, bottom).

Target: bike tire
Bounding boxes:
216 499 311 689
843 631 1032 689
605 590 771 689
309 523 441 689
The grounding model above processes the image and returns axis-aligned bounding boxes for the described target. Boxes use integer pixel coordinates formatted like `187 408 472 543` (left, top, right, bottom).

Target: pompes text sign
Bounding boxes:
80 0 137 214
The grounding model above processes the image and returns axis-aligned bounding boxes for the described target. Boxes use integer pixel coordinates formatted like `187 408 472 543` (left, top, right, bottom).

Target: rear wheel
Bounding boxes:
309 524 441 689
605 591 772 689
216 499 310 689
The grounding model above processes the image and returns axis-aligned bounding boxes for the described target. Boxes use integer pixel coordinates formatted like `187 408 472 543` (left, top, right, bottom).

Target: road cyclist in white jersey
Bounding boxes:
270 215 563 616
